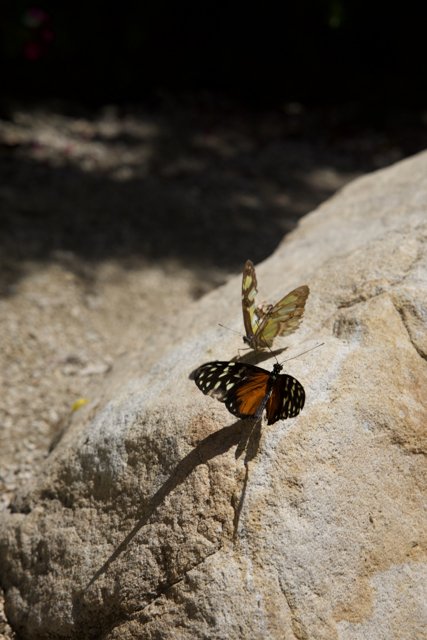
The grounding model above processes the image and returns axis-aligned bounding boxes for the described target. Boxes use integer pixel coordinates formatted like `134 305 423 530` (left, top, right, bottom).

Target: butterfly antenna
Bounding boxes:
265 343 280 365
218 323 242 337
279 342 324 365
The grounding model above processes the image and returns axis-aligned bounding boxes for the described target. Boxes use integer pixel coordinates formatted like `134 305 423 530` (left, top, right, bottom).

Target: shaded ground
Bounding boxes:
0 96 425 637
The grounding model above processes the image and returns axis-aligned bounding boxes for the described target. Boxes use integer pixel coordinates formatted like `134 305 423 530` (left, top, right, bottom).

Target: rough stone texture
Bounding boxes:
1 151 426 639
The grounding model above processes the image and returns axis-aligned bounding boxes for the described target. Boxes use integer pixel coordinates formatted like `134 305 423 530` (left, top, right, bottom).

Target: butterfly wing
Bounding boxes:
265 374 305 425
241 260 259 345
193 361 270 419
253 285 309 349
193 361 305 423
226 370 270 419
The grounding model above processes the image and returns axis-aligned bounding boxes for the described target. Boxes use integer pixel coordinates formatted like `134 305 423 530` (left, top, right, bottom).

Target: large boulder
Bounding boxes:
1 152 426 639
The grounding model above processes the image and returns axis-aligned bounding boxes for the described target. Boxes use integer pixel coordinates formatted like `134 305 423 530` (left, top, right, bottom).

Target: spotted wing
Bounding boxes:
241 260 259 345
253 285 309 349
265 374 305 425
193 360 270 419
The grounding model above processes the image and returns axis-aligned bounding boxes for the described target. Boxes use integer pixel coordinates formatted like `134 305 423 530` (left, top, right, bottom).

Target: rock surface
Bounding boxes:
1 151 426 639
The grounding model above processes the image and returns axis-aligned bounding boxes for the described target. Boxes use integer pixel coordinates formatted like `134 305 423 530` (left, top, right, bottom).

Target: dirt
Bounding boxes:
0 97 423 638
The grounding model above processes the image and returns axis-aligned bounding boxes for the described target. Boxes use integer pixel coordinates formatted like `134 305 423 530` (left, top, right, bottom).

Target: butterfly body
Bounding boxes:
193 360 305 425
242 260 309 350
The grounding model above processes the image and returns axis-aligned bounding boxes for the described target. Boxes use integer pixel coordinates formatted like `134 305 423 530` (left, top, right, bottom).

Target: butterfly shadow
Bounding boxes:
76 415 260 607
232 416 263 538
231 346 287 366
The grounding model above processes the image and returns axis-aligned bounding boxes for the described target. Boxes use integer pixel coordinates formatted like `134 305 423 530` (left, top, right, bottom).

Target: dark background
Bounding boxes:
0 1 426 279
1 1 426 109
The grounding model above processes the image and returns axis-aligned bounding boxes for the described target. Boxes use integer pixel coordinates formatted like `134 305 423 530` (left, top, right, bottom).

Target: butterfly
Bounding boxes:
192 360 305 425
242 260 309 351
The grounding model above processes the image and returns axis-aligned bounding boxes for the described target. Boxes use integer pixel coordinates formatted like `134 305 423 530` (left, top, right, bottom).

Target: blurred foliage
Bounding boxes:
0 1 425 106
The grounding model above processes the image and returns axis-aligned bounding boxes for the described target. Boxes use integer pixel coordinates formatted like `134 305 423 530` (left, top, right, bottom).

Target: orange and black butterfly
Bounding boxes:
242 260 309 351
193 360 305 424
